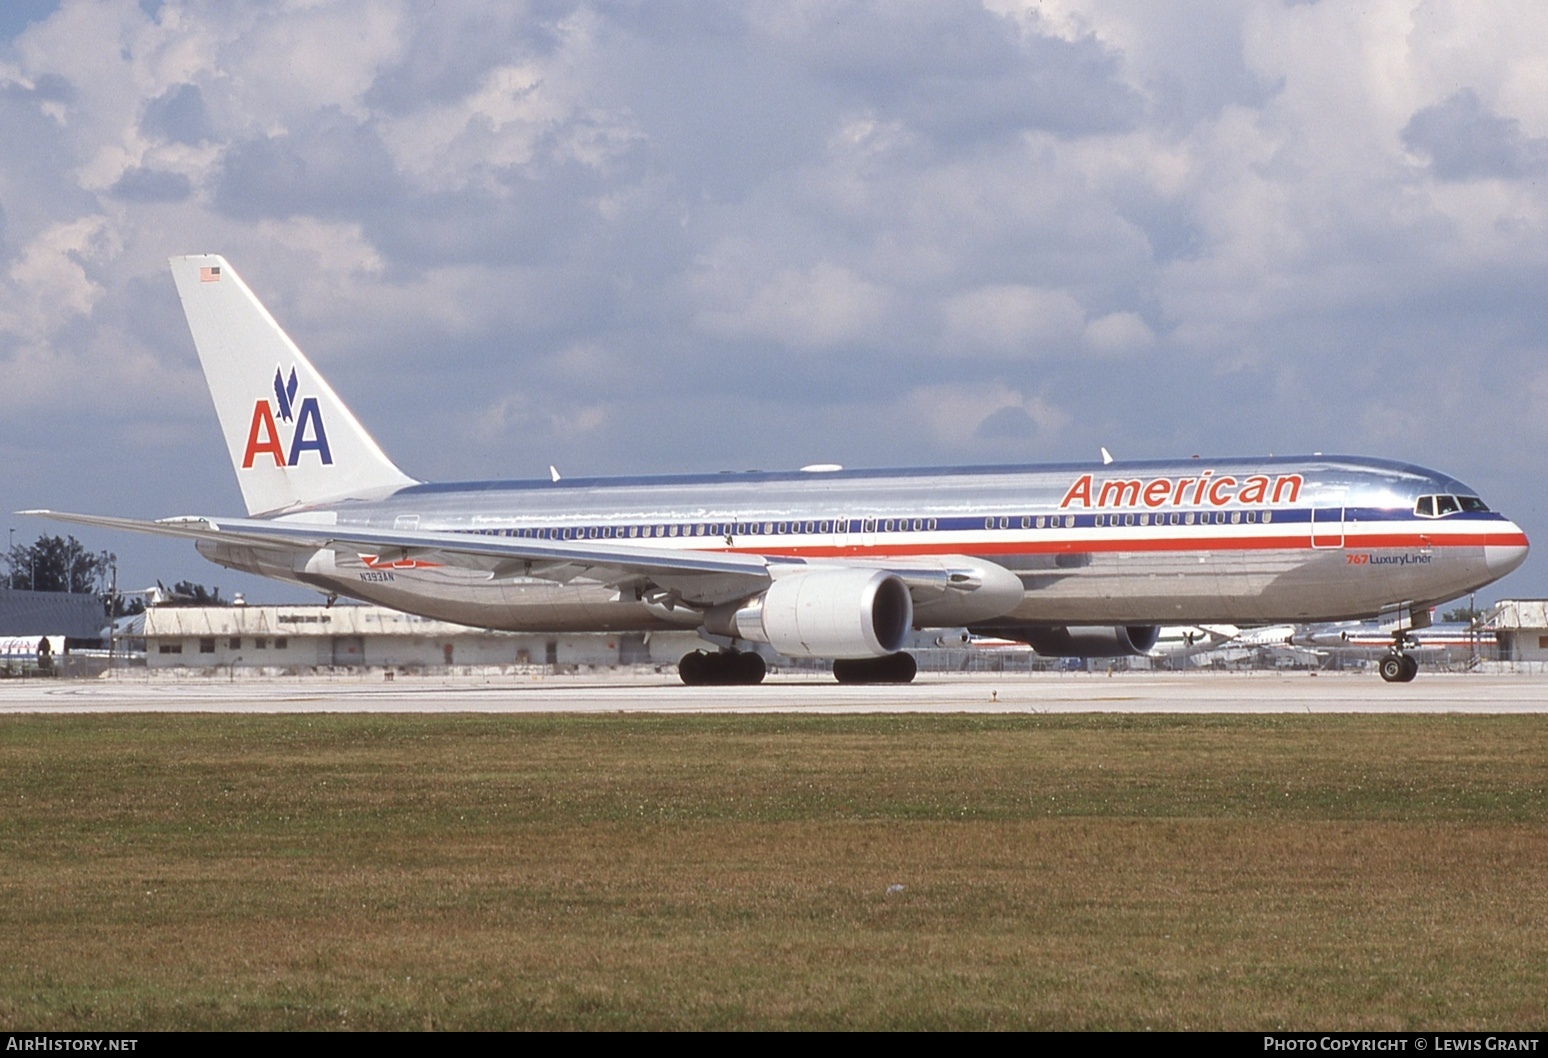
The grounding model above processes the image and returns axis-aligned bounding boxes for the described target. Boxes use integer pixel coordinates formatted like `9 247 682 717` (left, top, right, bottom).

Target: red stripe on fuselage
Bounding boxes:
700 529 1528 559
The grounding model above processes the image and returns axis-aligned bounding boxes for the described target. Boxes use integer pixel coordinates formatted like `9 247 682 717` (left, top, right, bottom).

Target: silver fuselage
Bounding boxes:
198 455 1529 634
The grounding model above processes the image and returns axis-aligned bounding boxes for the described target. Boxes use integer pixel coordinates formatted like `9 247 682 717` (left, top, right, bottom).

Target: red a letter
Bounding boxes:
242 402 286 468
1060 474 1093 508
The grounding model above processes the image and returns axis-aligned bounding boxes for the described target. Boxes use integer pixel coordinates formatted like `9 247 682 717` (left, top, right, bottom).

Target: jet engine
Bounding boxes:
1008 624 1161 658
713 568 913 659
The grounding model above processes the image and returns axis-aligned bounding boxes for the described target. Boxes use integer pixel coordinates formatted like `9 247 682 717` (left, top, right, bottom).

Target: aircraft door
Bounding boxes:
1310 503 1345 549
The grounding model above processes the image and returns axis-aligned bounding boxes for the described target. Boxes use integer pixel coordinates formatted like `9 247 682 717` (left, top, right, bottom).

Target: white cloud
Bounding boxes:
1083 311 1153 355
901 381 1072 453
1 0 1546 596
941 284 1085 355
2 215 116 340
695 260 891 350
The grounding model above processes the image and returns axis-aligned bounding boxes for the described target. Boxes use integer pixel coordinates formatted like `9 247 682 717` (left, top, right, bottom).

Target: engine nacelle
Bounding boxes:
717 569 913 659
1014 624 1161 658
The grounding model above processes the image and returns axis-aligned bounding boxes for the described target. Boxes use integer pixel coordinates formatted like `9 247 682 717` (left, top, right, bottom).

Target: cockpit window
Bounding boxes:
1416 494 1489 517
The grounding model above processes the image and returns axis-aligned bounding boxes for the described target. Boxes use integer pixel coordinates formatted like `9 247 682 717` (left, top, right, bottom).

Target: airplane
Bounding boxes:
1141 624 1294 667
24 255 1531 686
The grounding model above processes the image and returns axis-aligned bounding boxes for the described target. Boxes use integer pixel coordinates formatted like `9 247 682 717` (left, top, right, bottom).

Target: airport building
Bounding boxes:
0 588 105 638
139 604 702 672
1488 599 1548 664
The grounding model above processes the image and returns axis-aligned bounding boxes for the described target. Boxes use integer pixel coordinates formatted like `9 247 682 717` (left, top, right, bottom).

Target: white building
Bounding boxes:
141 604 700 671
1489 599 1548 664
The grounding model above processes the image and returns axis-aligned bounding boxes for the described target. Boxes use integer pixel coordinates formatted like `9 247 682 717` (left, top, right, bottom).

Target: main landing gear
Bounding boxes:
678 649 767 686
832 652 918 685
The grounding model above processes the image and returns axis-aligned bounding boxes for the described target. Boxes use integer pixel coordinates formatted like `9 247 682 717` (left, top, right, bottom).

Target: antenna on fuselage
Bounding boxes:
549 465 562 482
1100 447 1114 465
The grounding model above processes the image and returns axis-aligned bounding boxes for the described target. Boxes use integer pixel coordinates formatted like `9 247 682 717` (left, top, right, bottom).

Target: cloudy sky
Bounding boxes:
2 0 1545 604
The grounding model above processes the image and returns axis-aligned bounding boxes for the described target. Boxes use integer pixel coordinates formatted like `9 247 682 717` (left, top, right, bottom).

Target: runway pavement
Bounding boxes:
2 670 1545 713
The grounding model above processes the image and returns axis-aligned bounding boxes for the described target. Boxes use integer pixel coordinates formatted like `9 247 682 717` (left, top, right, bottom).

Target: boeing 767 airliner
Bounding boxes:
26 256 1530 684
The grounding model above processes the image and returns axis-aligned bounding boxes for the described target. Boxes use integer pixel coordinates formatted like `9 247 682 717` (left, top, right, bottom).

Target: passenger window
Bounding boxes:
1064 515 1075 528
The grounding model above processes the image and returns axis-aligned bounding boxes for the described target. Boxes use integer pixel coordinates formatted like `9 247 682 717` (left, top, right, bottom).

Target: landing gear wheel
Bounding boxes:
832 652 918 685
735 651 767 685
1379 653 1419 683
678 650 708 686
677 650 766 686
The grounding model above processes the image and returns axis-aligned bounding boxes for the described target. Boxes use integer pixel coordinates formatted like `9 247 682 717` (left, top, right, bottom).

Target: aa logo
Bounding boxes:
242 365 333 468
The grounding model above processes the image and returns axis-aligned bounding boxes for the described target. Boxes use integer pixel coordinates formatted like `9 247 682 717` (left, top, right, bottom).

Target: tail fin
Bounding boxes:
169 254 418 516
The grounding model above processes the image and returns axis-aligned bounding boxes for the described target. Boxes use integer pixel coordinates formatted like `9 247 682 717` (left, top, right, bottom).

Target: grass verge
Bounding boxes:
1 713 1544 1029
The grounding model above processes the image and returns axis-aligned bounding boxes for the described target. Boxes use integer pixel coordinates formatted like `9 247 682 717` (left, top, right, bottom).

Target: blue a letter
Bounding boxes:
288 397 333 465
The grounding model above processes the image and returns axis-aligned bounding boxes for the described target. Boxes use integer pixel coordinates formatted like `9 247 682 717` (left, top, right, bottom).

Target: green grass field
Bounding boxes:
1 713 1544 1030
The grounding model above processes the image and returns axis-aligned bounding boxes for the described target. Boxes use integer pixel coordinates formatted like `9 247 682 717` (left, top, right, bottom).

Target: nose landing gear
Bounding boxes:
1378 652 1419 683
1378 625 1421 682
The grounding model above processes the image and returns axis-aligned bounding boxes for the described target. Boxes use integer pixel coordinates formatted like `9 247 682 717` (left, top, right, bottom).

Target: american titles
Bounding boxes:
1060 471 1303 510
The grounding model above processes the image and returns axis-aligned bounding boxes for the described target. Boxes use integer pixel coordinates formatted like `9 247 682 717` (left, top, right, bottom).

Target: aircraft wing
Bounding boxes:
21 510 1008 610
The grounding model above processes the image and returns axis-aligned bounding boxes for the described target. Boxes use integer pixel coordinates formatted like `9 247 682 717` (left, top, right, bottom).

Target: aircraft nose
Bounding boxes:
1486 525 1529 578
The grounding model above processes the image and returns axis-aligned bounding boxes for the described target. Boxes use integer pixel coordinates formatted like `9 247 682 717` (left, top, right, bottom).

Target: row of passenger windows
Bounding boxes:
482 520 854 541
464 510 1275 540
1414 494 1489 517
1093 510 1271 527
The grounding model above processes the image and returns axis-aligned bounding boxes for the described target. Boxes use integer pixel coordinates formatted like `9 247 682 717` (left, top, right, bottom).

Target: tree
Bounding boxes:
156 580 228 607
2 534 114 594
112 595 146 619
